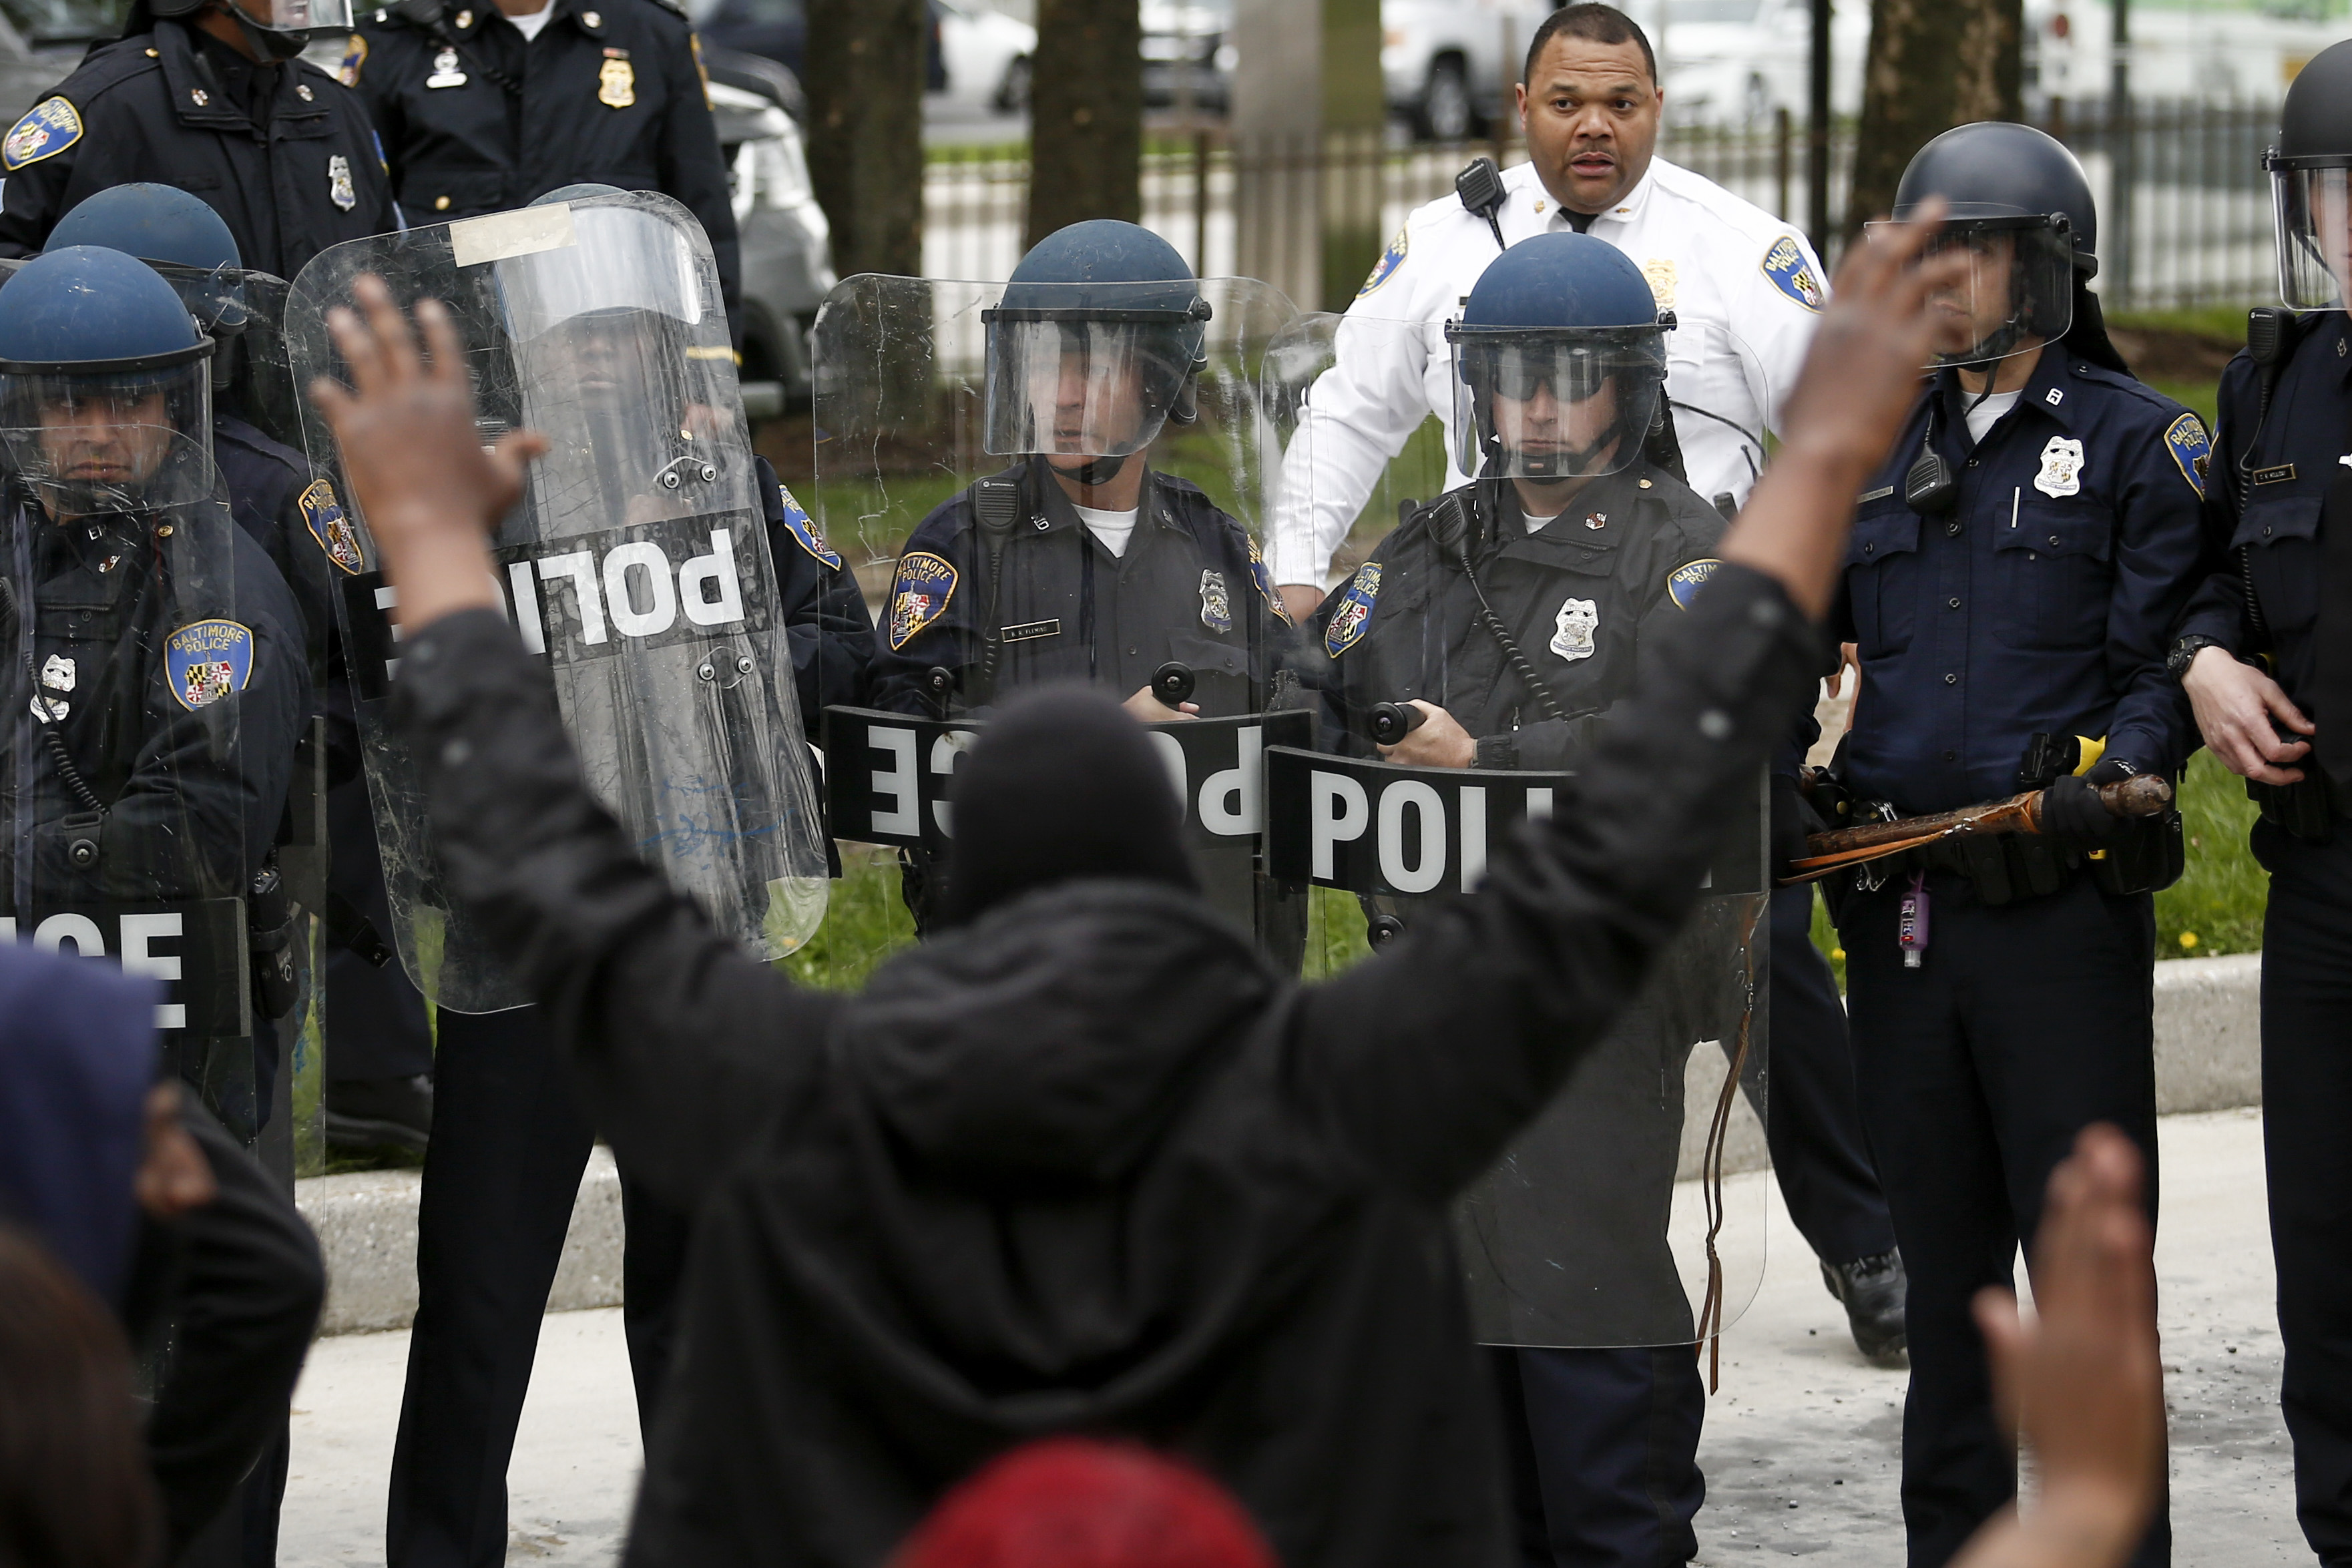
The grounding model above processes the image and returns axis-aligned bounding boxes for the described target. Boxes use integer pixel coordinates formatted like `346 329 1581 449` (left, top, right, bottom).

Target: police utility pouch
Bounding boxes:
2251 772 2337 842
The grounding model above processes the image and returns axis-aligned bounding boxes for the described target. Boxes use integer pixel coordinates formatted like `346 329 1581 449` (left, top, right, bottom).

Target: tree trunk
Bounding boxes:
1025 0 1142 251
806 0 925 279
1847 0 2022 239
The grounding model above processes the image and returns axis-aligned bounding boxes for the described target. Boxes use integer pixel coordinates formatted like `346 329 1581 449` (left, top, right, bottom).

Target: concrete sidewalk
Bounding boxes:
280 1107 2301 1566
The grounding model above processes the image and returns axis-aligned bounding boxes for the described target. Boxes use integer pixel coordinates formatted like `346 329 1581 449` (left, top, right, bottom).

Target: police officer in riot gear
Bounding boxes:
2171 39 2352 1563
1309 228 1738 1567
0 0 396 282
344 0 741 333
43 181 441 1153
1831 121 2207 1568
870 220 1302 930
0 244 309 1136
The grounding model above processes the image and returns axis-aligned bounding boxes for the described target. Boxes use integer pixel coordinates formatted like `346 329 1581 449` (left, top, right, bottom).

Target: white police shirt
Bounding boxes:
1266 156 1828 587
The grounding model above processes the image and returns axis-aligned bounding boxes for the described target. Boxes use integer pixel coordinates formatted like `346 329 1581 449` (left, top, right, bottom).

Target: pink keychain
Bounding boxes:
1898 871 1930 969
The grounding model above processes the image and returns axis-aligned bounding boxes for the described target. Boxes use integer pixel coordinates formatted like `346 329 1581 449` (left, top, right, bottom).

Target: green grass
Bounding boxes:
2108 305 2252 344
1806 750 2270 988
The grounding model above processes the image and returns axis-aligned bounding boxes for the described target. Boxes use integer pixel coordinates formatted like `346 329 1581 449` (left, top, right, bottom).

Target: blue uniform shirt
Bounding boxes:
1834 350 2208 815
2175 312 2352 716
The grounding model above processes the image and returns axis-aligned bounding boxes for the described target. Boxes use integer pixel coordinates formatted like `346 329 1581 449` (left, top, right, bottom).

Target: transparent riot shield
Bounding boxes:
1262 310 1775 1350
0 429 296 1142
808 272 1311 967
286 191 831 1013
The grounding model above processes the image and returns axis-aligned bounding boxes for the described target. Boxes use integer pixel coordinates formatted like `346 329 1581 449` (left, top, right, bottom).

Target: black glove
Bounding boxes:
2037 756 2150 848
1771 770 1830 880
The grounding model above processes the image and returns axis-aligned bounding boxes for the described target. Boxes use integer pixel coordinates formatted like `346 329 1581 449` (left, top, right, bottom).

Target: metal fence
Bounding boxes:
923 98 2281 312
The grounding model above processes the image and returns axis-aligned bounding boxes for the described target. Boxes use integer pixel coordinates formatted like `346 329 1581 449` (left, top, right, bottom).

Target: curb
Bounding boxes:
300 953 2265 1336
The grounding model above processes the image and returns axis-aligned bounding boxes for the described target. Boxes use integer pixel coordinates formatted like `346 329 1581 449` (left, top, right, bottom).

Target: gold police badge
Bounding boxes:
598 57 636 108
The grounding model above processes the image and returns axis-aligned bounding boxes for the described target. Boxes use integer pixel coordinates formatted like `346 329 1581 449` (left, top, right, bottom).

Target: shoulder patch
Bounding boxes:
886 551 957 652
1357 227 1408 298
1666 557 1724 610
3 98 81 172
2163 411 2211 499
1324 561 1381 656
299 479 365 575
1244 535 1291 626
338 32 368 85
1759 234 1824 313
164 619 255 710
776 483 840 569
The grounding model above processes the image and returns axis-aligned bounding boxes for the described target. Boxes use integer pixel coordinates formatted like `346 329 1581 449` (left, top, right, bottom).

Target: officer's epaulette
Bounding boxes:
41 32 164 100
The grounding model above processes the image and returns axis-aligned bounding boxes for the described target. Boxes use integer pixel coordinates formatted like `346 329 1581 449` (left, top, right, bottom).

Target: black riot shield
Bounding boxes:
1 428 307 1138
1262 310 1774 1351
287 191 831 1013
807 272 1311 965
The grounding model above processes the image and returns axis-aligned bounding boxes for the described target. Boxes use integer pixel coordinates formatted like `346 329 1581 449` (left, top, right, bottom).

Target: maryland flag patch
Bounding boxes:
1325 561 1381 656
1358 227 1408 298
1245 536 1292 626
887 551 957 651
3 97 81 172
300 479 365 575
164 619 254 711
337 32 368 86
2164 411 2212 499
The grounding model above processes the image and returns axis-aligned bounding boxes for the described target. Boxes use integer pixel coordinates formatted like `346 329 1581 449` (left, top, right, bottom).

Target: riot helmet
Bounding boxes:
1443 231 1669 483
1883 121 2092 367
2267 40 2352 310
0 246 214 519
981 220 1212 475
50 184 258 340
132 0 354 63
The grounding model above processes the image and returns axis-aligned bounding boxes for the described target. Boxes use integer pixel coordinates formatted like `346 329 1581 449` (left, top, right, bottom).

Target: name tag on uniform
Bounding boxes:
2253 463 2297 486
1858 485 1895 503
1000 617 1061 643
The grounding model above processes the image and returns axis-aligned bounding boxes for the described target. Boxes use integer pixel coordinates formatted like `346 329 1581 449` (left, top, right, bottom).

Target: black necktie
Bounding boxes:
2315 461 2352 788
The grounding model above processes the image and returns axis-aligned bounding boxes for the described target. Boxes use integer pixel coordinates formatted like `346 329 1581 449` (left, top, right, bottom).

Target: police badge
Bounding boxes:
1551 596 1598 661
598 57 636 108
425 46 467 87
1199 568 1232 633
328 154 357 212
300 479 365 575
886 551 958 651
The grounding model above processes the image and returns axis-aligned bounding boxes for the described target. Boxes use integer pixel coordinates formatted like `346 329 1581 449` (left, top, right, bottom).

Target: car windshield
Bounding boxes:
1667 0 1760 21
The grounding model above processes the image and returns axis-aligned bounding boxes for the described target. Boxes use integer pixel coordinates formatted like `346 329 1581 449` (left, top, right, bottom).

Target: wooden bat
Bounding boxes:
1780 774 2174 884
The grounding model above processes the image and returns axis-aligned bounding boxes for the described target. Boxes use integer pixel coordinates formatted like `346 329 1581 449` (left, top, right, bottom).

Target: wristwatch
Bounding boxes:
1473 732 1519 770
2166 634 2227 684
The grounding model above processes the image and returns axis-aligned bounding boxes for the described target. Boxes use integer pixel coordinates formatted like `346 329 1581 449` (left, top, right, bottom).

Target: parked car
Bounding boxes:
1382 0 1528 142
700 44 836 413
1655 0 1868 127
2023 0 2343 105
1142 0 1230 113
937 0 1032 111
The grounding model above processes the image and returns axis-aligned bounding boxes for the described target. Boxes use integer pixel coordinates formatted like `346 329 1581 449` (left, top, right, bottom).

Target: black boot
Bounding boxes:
325 1073 434 1154
1821 1248 1907 1358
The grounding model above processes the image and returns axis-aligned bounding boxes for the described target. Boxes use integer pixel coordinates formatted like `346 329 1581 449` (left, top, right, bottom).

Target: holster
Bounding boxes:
2251 772 2337 844
2086 810 2186 896
246 858 300 1021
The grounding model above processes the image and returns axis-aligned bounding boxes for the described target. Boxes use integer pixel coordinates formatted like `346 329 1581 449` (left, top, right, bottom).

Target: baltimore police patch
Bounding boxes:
1325 561 1381 656
2164 411 2212 499
164 619 254 711
1244 536 1292 626
337 32 368 85
1666 557 1724 610
1357 228 1408 298
1760 235 1825 313
887 551 957 651
299 479 365 575
776 483 841 569
3 97 81 172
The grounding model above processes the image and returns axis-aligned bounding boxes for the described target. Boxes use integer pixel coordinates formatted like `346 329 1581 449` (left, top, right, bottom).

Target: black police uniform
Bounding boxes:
758 455 875 721
4 496 311 1129
1310 459 1727 1567
2173 308 2352 1563
385 454 870 1568
869 457 1299 942
346 0 740 326
1833 348 2207 1567
0 19 398 280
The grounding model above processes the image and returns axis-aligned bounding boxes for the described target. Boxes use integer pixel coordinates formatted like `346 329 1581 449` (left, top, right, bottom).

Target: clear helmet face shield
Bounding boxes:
229 0 353 34
2271 160 2352 310
1445 324 1667 482
981 293 1210 459
1869 212 2078 367
0 355 214 522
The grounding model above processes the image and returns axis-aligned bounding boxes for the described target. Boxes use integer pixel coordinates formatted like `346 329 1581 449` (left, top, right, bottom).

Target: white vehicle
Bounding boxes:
1383 0 1536 142
2024 0 2346 105
1656 0 1869 127
1143 0 1234 111
936 0 1036 112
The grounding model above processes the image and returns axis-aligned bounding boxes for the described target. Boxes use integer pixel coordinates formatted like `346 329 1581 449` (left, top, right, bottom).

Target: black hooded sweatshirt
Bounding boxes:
389 562 1820 1568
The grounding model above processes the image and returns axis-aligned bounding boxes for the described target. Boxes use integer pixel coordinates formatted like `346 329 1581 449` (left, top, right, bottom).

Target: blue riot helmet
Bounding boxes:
49 184 256 340
0 246 215 518
2267 39 2352 310
1885 121 2092 367
981 220 1212 469
133 0 354 62
1443 232 1670 483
